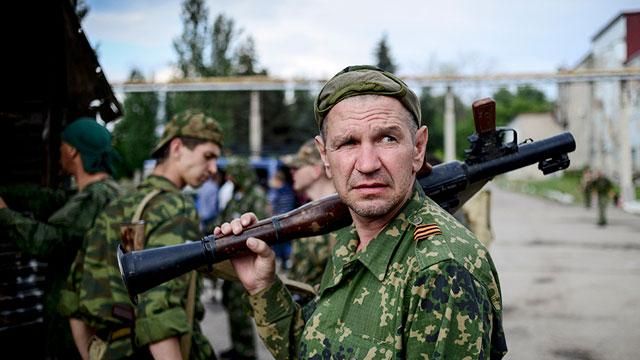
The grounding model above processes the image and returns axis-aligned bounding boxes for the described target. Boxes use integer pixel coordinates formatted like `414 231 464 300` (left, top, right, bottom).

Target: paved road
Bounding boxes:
201 186 640 359
490 186 640 360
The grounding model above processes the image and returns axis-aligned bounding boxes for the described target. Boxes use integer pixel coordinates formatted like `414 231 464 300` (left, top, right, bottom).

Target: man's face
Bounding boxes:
291 163 320 193
177 141 221 188
316 95 427 220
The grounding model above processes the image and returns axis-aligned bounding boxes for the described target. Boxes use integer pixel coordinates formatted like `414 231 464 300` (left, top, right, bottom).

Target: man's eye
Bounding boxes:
335 139 355 149
381 135 397 143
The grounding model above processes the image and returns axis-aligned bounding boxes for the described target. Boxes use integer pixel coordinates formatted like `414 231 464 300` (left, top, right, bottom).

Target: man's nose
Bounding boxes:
354 143 381 174
207 160 218 176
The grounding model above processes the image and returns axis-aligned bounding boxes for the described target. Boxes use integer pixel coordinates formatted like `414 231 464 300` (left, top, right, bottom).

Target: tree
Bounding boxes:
493 85 554 126
235 36 263 76
173 0 209 78
209 14 235 76
112 69 158 178
420 89 474 160
374 34 397 73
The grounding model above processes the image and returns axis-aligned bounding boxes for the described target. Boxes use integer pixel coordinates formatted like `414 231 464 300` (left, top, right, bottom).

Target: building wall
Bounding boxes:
558 12 639 203
505 113 564 180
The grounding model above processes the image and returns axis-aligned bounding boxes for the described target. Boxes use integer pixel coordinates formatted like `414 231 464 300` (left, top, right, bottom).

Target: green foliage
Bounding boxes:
236 36 265 76
496 171 583 205
374 34 397 73
263 91 317 156
170 2 316 155
209 14 235 76
112 69 158 178
493 85 554 126
173 0 209 78
419 89 474 160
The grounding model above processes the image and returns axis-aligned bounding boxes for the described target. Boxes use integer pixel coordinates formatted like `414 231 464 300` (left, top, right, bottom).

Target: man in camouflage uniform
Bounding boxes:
217 65 508 359
0 118 121 359
65 110 221 359
282 139 336 290
215 157 269 360
591 170 614 226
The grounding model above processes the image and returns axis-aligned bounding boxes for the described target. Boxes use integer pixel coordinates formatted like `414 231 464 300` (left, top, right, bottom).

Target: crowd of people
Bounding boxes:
1 65 508 359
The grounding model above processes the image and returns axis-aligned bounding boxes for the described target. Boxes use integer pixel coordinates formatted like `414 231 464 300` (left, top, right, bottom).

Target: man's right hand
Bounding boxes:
213 212 277 295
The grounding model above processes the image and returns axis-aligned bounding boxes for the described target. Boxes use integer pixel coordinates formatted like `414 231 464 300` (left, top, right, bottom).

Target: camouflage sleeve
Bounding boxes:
0 191 95 257
247 276 306 360
406 260 501 359
134 205 201 346
0 184 67 219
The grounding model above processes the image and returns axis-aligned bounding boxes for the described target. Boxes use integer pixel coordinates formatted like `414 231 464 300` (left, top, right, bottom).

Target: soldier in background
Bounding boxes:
0 118 121 359
282 139 336 291
65 111 221 359
581 166 594 209
215 158 268 360
591 170 615 226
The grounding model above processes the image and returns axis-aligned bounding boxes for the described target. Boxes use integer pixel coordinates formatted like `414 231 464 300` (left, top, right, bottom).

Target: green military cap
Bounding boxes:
314 65 421 130
152 110 223 156
225 157 257 190
281 139 322 169
62 117 116 174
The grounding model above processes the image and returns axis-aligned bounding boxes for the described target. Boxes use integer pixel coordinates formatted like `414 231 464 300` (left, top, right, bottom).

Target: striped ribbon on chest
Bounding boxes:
413 223 442 241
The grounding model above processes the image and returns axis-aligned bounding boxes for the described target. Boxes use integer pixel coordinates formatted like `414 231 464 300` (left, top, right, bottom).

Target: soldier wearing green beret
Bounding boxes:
0 117 122 359
217 65 507 359
215 157 269 360
68 110 221 359
282 139 337 291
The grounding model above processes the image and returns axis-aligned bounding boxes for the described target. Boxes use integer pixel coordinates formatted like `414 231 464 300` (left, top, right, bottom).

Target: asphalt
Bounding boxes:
200 186 640 359
490 186 640 360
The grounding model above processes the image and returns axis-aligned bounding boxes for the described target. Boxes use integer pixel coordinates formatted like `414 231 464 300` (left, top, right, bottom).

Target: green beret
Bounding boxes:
152 110 224 156
62 117 116 174
314 65 421 130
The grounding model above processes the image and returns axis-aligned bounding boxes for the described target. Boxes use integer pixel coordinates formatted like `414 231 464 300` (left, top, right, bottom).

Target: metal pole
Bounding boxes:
250 91 262 158
619 80 635 203
444 86 456 162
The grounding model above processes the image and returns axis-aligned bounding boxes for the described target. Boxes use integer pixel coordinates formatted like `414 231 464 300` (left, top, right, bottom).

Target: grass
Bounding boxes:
496 170 640 206
495 170 587 205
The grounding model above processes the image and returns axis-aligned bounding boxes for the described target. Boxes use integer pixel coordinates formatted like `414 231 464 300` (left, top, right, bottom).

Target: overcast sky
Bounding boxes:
84 0 639 84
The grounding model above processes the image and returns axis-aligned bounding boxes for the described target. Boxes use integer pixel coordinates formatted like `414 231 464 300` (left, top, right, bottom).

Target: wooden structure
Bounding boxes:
0 0 122 355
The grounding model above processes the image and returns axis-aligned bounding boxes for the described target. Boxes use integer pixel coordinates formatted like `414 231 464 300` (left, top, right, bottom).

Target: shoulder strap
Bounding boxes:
180 271 197 360
131 189 163 223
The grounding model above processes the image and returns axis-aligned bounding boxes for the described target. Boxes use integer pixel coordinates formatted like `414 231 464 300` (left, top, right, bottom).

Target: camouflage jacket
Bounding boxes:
248 184 508 359
68 175 213 359
289 233 334 288
1 179 120 316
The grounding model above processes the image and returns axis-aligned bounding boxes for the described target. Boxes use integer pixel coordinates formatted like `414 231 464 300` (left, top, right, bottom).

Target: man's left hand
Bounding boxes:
0 196 7 209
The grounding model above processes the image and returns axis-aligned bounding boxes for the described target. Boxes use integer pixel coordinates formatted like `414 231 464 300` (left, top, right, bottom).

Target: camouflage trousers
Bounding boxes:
221 280 256 358
597 195 608 226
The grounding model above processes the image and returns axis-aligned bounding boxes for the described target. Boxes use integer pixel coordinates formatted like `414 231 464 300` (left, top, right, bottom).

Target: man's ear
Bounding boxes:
66 144 79 159
314 136 332 179
413 126 429 173
169 137 183 159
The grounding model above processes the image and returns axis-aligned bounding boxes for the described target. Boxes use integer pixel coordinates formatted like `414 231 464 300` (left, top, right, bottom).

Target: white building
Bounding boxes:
557 10 640 204
506 112 565 180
